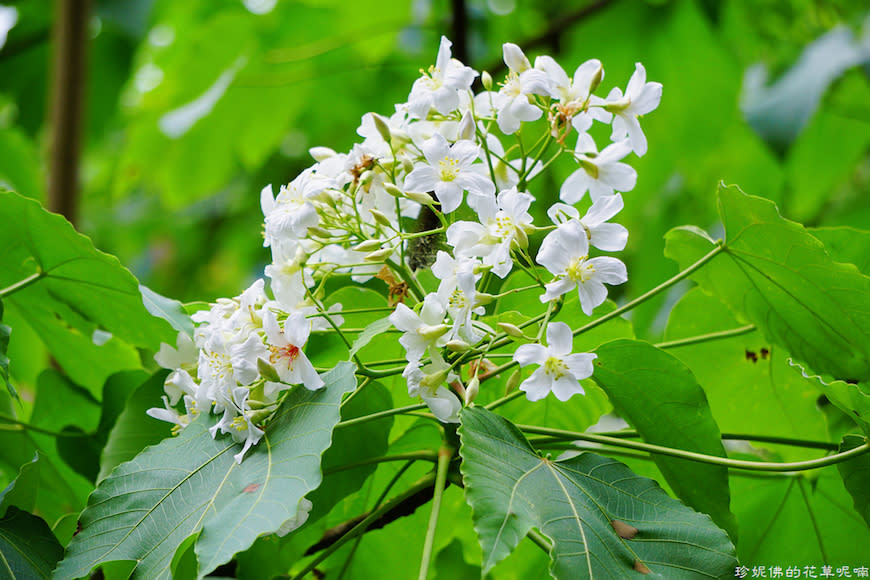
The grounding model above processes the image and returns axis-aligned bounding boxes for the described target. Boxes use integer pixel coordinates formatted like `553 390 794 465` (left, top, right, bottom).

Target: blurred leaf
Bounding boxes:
348 316 392 360
56 362 356 580
592 338 737 538
458 406 737 578
434 538 479 580
0 298 14 399
837 433 870 529
98 370 171 482
665 183 870 383
0 506 63 580
0 192 175 390
811 226 870 275
140 284 194 338
0 454 39 515
0 128 44 201
664 287 829 461
731 467 870 565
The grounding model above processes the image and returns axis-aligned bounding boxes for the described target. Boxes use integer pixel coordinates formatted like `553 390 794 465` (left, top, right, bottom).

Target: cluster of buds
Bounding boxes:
149 36 661 461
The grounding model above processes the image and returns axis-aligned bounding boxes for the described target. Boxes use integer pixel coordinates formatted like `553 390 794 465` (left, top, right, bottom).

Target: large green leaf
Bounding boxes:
0 192 174 389
810 226 870 276
0 507 64 580
664 184 870 383
664 287 829 461
592 339 736 539
837 434 870 529
458 406 737 578
54 362 357 580
0 299 13 399
788 361 870 436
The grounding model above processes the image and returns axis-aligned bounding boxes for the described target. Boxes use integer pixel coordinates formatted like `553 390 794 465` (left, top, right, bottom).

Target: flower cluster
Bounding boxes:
149 36 660 461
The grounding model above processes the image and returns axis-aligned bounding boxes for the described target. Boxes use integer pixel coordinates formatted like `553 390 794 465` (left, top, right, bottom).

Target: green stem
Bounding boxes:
0 414 89 438
584 429 839 451
518 424 870 472
526 528 552 553
355 365 406 379
574 243 725 338
418 445 453 580
0 271 44 299
323 451 438 475
655 324 756 350
292 474 436 580
334 403 427 430
483 389 525 411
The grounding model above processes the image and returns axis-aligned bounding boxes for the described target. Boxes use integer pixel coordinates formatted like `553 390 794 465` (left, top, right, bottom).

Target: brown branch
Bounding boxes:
48 0 91 225
480 0 616 77
450 0 469 65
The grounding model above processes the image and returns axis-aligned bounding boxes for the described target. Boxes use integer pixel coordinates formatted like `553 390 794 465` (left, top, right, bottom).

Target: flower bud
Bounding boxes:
364 247 395 261
504 368 522 395
257 358 281 383
359 170 375 187
588 62 604 94
248 408 274 425
420 369 449 390
445 340 471 353
464 376 479 406
418 324 451 341
458 111 475 141
384 183 403 197
497 322 526 338
372 113 392 142
481 70 493 91
352 239 382 252
309 146 336 161
306 226 332 239
475 292 495 305
405 190 437 206
369 209 393 228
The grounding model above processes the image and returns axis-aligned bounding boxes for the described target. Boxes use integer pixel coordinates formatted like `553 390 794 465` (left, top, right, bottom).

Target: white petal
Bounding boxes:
590 257 628 285
514 343 548 367
564 352 596 382
545 322 574 355
590 223 628 252
550 374 584 401
583 193 624 226
404 166 439 193
520 369 552 402
577 280 608 316
503 42 529 72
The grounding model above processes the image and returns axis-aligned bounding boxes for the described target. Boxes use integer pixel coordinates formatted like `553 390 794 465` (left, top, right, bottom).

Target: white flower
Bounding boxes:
390 294 449 363
547 194 628 252
404 133 494 213
402 356 460 423
537 220 627 315
209 386 265 464
493 43 551 134
604 62 662 157
261 179 320 248
407 36 477 118
433 253 485 343
473 134 542 193
534 55 610 133
513 322 596 401
447 187 534 278
154 331 197 370
560 136 636 203
262 310 324 396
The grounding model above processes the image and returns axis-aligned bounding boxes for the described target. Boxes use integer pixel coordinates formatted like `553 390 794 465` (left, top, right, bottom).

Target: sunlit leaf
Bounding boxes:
789 360 870 436
592 339 737 539
54 362 356 580
665 183 870 383
837 434 870 529
139 285 193 338
811 226 870 276
459 406 737 578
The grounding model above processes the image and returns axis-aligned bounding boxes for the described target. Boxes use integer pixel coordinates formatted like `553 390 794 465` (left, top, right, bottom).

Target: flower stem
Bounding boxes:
573 242 724 337
654 324 756 350
418 445 453 580
518 424 870 472
580 429 839 451
335 403 428 430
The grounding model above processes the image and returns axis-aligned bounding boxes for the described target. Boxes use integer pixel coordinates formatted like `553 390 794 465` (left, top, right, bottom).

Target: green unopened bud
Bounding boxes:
588 64 604 94
369 209 393 228
497 322 526 338
372 113 392 142
464 376 479 406
603 96 631 113
405 190 437 206
248 408 274 424
420 369 449 390
419 324 451 341
246 398 270 410
359 169 375 187
475 292 495 305
257 358 281 383
352 239 382 252
402 158 415 174
364 247 395 261
481 70 493 91
458 111 475 141
384 183 403 197
309 146 336 161
505 368 522 395
445 340 471 353
306 226 332 239
513 227 529 250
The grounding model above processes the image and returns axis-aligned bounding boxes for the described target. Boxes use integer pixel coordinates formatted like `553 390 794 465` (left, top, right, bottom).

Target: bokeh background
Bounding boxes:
2 0 869 379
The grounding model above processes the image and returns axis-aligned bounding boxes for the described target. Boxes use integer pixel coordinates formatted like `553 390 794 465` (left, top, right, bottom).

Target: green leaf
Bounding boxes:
0 298 14 399
837 434 870 529
0 192 175 388
810 226 870 276
458 406 737 578
0 506 64 580
55 362 357 580
139 285 194 338
0 454 40 515
664 287 829 461
788 360 870 436
347 316 393 360
591 339 736 539
664 183 870 383
97 370 172 482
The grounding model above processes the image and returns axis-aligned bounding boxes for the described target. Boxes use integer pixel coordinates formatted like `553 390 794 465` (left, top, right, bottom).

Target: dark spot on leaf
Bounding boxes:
243 483 260 493
760 347 769 359
611 519 638 539
745 350 757 363
74 520 83 536
634 560 651 574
